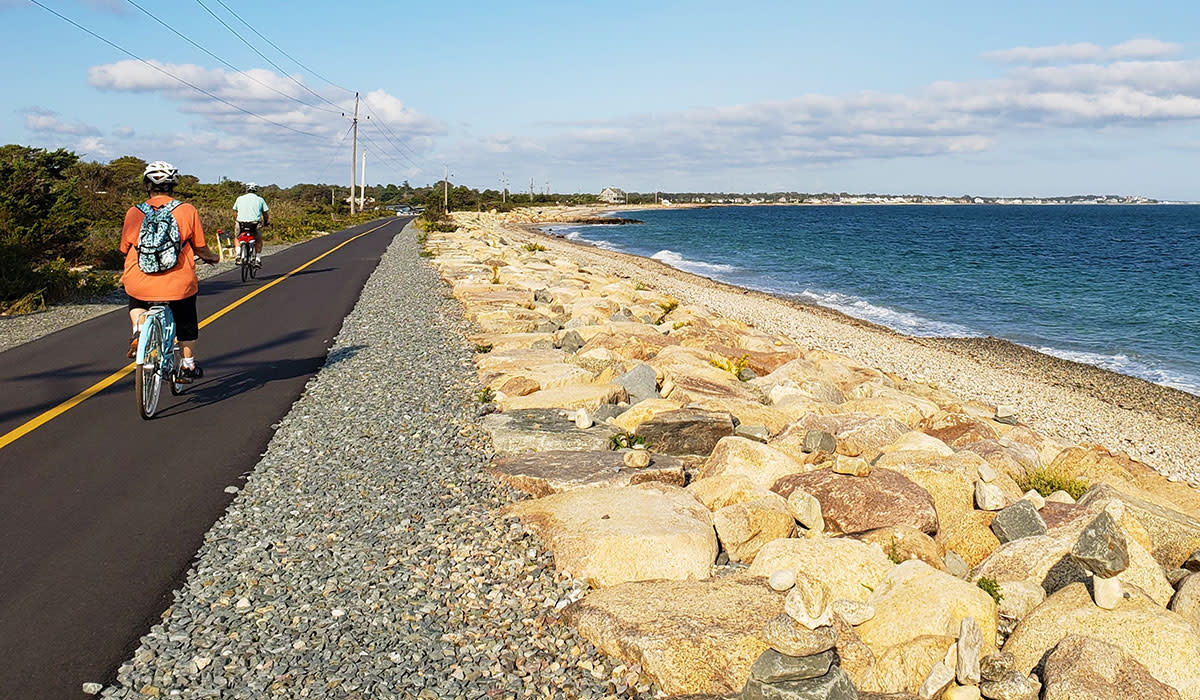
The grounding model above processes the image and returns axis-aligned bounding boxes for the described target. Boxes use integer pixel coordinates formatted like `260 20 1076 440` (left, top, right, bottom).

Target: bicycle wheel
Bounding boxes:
169 346 185 395
136 314 164 419
240 242 251 282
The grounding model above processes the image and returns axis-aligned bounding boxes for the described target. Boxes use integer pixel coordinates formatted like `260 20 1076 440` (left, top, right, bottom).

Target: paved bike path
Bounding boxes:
0 216 411 699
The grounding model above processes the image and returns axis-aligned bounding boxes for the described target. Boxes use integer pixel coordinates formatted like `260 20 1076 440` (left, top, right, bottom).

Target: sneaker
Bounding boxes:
253 255 262 268
127 332 140 359
177 364 204 383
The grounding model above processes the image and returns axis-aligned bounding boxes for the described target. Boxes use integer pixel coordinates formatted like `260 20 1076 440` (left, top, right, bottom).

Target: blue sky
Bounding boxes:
3 0 1200 199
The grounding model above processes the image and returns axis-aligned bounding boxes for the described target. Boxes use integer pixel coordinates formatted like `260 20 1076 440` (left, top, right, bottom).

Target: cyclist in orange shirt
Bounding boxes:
120 161 219 381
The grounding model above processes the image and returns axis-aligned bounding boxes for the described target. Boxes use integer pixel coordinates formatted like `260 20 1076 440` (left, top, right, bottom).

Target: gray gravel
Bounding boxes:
98 226 659 699
0 241 300 355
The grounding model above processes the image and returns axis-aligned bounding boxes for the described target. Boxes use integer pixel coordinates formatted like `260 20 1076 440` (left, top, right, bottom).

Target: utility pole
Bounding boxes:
500 171 508 203
443 164 449 213
360 150 367 210
347 91 359 215
530 177 534 203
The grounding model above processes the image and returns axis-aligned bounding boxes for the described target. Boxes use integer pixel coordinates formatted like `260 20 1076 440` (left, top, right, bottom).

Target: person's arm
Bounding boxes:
194 244 220 264
261 210 269 227
119 207 140 254
184 203 218 263
261 197 269 226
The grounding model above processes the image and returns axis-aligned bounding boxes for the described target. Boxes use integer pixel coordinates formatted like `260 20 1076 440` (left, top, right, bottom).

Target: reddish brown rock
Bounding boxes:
1042 634 1181 700
922 412 999 448
772 468 939 536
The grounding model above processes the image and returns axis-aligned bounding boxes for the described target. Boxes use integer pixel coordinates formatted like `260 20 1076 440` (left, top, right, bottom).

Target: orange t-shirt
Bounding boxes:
120 195 206 301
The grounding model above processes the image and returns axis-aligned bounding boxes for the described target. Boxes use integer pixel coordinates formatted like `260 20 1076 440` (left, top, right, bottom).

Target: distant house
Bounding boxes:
599 187 626 204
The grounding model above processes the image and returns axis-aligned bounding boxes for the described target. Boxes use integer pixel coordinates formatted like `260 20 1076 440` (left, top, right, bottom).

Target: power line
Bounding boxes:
28 0 325 140
193 0 346 114
210 0 356 97
357 131 418 178
123 0 342 116
359 98 436 175
315 123 355 182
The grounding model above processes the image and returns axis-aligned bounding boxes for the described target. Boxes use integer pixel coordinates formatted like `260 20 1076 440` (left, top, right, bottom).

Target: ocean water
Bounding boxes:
545 205 1200 396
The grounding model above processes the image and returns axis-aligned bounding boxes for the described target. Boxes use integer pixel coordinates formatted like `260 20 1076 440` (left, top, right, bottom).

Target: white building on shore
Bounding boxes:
599 187 626 204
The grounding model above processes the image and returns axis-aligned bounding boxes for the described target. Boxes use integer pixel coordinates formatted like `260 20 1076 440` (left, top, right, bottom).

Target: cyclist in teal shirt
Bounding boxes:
233 183 270 266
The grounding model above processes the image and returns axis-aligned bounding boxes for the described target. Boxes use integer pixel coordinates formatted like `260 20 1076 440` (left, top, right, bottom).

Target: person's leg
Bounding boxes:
127 297 150 358
253 225 263 263
170 295 201 378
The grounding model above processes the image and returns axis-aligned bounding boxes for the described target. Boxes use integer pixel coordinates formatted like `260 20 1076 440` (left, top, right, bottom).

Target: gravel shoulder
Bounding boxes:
100 225 653 699
522 224 1200 482
0 241 301 355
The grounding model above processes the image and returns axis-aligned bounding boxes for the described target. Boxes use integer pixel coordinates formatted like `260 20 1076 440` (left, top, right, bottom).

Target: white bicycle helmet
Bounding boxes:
143 160 179 185
245 182 258 192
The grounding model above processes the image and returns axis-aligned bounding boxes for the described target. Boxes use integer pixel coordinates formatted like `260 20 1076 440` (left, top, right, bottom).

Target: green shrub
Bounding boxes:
1015 466 1089 500
475 387 495 403
609 432 646 450
523 241 547 252
975 576 1003 605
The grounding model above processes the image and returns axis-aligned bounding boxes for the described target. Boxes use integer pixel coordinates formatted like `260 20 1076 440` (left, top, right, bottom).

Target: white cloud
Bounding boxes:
984 38 1182 65
22 107 101 136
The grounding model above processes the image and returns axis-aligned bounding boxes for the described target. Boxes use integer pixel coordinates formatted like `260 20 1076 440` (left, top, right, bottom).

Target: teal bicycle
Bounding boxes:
134 305 186 419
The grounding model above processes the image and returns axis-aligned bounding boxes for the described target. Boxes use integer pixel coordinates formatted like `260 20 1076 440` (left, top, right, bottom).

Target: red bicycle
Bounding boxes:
236 223 259 282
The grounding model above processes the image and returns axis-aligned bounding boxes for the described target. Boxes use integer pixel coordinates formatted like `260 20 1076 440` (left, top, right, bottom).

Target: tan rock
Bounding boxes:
1042 634 1181 700
633 408 736 455
786 488 825 534
935 510 1000 567
501 483 717 587
564 576 784 696
856 561 998 656
873 450 982 526
1076 483 1200 569
610 398 685 433
1004 583 1200 700
856 526 946 570
833 454 872 477
699 437 808 490
687 397 793 435
1169 572 1200 632
622 449 651 468
713 496 795 563
687 474 775 511
882 431 956 457
498 382 627 412
749 537 895 603
862 634 956 695
762 613 839 657
487 450 685 498
772 468 939 537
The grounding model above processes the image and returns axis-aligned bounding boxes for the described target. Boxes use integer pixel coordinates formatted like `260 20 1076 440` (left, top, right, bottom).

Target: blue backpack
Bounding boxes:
135 200 183 274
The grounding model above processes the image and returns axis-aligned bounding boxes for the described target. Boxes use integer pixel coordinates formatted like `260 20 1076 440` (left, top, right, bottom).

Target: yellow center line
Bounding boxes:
0 220 395 452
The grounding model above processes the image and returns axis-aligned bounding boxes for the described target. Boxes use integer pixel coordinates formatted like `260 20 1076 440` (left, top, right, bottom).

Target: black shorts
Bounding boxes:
128 294 199 341
237 221 260 238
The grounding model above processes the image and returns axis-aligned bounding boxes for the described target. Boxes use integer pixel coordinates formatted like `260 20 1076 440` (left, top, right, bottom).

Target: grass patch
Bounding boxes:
522 242 547 252
489 267 501 285
1015 466 1089 500
886 536 905 565
475 387 495 404
633 280 648 291
975 576 1003 606
710 354 750 379
609 432 646 450
473 343 493 354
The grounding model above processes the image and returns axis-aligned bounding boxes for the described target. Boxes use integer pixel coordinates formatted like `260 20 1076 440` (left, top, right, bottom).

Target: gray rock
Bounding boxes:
980 652 1014 682
593 403 626 423
615 363 660 405
735 424 771 443
1070 511 1130 578
634 408 735 455
944 551 969 579
1184 549 1200 572
533 288 554 303
81 683 103 695
748 649 836 684
557 329 585 353
917 661 954 700
738 367 759 382
534 320 560 333
990 500 1047 543
981 670 1040 700
802 430 837 454
609 309 635 323
762 613 838 656
482 408 616 455
742 665 858 700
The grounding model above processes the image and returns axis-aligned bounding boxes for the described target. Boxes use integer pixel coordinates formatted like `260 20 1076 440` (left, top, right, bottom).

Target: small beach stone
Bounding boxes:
735 423 771 443
1092 573 1124 609
1044 490 1075 504
832 455 871 477
738 367 759 382
558 329 585 352
1071 511 1129 578
955 617 982 685
990 500 1046 543
831 598 874 626
769 569 797 592
1020 489 1045 509
762 614 838 656
747 648 836 684
917 661 955 700
786 489 824 534
622 448 651 468
802 430 837 454
974 480 1006 511
1167 567 1190 586
980 652 1014 682
944 551 969 579
981 670 1040 700
784 572 833 629
574 408 594 429
995 405 1018 425
82 683 103 695
943 686 982 700
977 462 998 483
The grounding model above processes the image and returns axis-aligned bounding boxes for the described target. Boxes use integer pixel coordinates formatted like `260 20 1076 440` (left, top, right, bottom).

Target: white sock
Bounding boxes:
182 357 196 369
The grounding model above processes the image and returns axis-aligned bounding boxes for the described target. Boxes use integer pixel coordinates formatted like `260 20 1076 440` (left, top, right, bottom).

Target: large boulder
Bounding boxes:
872 450 982 525
1076 484 1200 569
633 408 735 455
748 537 895 603
564 576 785 696
482 409 616 455
771 468 938 536
501 483 717 587
935 510 1000 567
699 437 809 490
769 414 909 462
921 412 999 448
610 398 685 433
1004 583 1200 700
1041 634 1181 700
855 561 998 655
498 382 628 412
486 450 685 498
855 525 946 571
1169 572 1200 632
862 634 956 695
